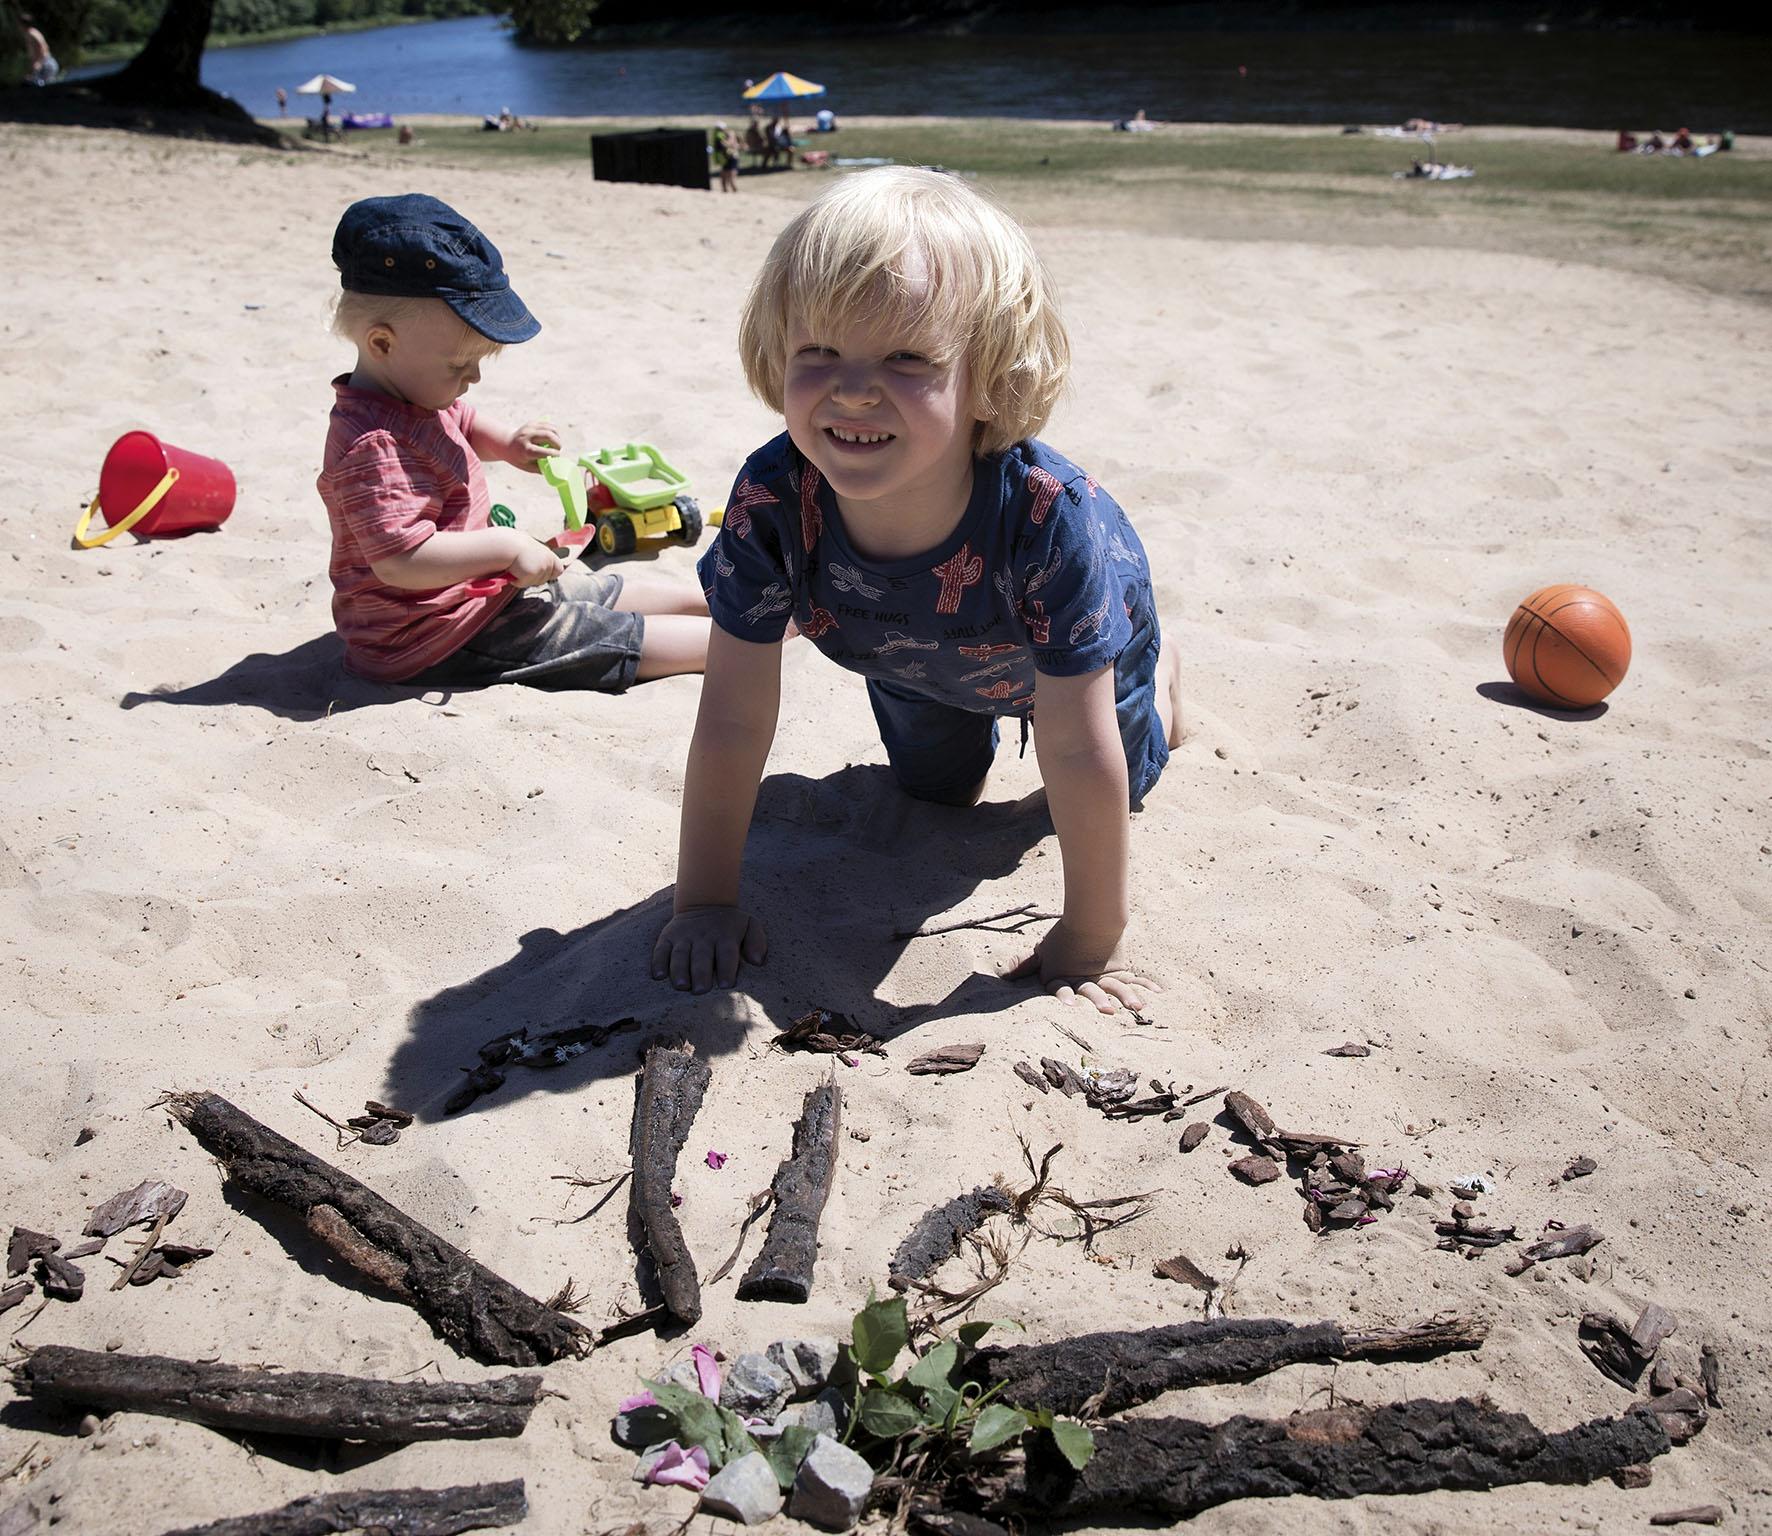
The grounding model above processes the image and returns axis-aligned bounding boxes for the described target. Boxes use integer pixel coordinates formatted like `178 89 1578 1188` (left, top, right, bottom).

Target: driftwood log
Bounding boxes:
167 1092 587 1367
158 1479 526 1535
984 1398 1671 1520
736 1079 842 1303
628 1040 711 1325
17 1345 542 1442
888 1186 1013 1291
971 1316 1487 1416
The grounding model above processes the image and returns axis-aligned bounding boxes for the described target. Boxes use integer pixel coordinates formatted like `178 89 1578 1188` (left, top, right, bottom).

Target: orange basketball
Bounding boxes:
1503 585 1631 709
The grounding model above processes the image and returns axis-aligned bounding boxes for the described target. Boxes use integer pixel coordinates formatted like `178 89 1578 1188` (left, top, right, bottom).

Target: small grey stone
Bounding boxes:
77 1414 101 1438
700 1451 783 1525
663 1358 703 1393
775 1388 841 1439
767 1337 842 1399
789 1433 874 1530
719 1352 793 1418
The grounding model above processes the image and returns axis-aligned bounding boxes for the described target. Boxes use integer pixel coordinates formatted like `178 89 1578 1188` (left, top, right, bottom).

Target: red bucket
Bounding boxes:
73 431 237 549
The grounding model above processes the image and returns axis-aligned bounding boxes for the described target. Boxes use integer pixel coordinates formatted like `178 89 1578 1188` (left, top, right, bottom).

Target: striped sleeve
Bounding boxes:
318 430 442 563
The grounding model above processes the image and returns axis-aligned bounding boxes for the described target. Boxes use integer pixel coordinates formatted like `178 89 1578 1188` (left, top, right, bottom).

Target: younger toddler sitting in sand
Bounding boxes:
652 168 1182 1014
319 193 710 690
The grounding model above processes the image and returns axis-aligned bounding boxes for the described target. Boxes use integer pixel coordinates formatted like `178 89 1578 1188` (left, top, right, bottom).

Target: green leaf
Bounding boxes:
968 1403 1032 1454
956 1319 1013 1348
718 1407 760 1467
1048 1418 1095 1471
858 1387 923 1440
764 1425 819 1489
904 1340 959 1390
851 1294 909 1376
644 1380 730 1465
917 1382 961 1427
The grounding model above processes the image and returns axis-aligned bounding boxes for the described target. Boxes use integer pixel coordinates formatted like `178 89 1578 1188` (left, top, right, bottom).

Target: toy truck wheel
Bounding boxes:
670 495 704 545
598 513 637 556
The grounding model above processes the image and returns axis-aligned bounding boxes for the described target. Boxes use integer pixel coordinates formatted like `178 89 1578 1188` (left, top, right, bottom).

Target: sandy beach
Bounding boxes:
1 118 1769 1534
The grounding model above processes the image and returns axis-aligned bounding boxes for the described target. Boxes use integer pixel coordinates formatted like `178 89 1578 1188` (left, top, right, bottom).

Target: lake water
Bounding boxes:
75 15 1771 133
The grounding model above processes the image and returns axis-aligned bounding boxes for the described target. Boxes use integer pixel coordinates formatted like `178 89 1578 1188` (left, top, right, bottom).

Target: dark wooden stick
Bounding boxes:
971 1316 1486 1417
17 1345 541 1442
986 1398 1670 1520
627 1040 710 1325
167 1092 588 1367
736 1079 841 1302
157 1479 526 1535
888 1187 1013 1291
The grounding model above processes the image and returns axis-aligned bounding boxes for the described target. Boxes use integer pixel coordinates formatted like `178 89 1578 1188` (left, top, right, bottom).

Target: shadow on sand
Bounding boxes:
1475 679 1609 721
385 765 1058 1120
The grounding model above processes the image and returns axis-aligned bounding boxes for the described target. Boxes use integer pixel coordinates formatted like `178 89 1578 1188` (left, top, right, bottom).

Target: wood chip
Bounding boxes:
1630 1303 1678 1360
1323 1042 1371 1057
1229 1155 1282 1186
1649 1508 1723 1527
906 1043 985 1076
7 1228 58 1277
84 1180 187 1238
1178 1122 1208 1153
1012 1060 1050 1095
1152 1252 1218 1292
1561 1155 1598 1181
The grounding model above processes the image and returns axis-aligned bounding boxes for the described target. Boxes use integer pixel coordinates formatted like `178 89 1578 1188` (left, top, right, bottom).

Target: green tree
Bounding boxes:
506 0 594 45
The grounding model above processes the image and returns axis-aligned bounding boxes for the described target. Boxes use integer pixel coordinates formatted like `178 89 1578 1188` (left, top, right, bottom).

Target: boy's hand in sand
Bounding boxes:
1004 920 1157 1015
507 420 562 470
652 904 768 992
505 535 566 588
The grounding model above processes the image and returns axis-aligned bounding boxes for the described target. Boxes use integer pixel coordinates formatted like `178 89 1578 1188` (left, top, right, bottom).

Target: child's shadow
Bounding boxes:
384 765 1055 1119
119 634 458 720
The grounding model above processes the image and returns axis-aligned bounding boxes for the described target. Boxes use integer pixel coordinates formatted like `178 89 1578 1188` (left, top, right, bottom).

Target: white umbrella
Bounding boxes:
296 74 356 96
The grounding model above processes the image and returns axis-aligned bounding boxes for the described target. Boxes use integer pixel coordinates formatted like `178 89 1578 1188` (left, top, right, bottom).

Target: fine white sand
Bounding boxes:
2 122 1769 1533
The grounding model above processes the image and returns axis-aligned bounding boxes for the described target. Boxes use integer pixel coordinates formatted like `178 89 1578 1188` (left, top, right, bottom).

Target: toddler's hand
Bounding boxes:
505 536 566 588
652 904 768 993
1003 919 1158 1015
510 420 562 470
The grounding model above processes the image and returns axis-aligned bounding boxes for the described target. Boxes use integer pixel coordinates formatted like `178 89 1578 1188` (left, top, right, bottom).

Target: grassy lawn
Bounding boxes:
287 117 1772 301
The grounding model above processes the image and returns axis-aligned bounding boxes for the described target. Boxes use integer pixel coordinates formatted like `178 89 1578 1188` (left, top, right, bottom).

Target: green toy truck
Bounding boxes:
539 443 708 556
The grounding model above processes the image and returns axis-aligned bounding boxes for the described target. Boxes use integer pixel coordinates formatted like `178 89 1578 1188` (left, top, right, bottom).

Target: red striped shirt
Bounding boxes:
317 376 513 681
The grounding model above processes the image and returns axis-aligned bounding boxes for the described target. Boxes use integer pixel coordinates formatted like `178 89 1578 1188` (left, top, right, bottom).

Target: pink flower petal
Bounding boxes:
691 1342 722 1400
618 1390 659 1413
646 1442 711 1491
706 1149 728 1170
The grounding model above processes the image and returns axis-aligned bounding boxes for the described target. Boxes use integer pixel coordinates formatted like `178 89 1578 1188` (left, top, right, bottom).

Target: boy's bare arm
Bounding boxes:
466 413 561 472
1013 664 1155 1014
652 627 782 991
370 527 562 589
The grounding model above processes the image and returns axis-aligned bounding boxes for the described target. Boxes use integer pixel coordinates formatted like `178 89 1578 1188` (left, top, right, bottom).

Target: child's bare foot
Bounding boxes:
1156 640 1185 749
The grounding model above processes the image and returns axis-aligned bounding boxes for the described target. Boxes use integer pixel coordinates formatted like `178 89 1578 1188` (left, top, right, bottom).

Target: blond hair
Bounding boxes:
329 291 502 359
738 167 1069 457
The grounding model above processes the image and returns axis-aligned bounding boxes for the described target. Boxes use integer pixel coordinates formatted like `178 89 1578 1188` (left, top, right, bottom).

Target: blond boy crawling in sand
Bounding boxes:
652 168 1183 1014
319 194 710 691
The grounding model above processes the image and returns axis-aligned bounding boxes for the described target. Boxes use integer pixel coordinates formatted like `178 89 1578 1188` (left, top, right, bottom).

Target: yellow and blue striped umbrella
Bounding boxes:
742 72 826 104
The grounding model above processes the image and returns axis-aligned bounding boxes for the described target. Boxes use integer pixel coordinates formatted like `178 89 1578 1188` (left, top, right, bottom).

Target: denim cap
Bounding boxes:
333 192 539 344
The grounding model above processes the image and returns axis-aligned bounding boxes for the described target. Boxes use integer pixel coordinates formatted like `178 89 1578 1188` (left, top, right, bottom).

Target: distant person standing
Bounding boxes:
276 86 288 116
713 121 740 193
18 11 57 85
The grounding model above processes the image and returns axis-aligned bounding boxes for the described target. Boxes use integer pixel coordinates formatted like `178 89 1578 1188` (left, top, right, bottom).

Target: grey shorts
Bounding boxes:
409 566 643 693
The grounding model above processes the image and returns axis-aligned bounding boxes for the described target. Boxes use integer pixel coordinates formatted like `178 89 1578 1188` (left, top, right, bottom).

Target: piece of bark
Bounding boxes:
1699 1344 1722 1407
1153 1253 1217 1292
1561 1155 1598 1181
970 1316 1486 1417
1579 1313 1644 1389
986 1397 1671 1521
1520 1225 1603 1264
36 1254 83 1301
1039 1058 1087 1097
1630 1303 1678 1360
1613 1463 1653 1489
443 1065 506 1116
1223 1091 1276 1142
1649 1507 1724 1527
627 1040 712 1326
906 1044 985 1076
1323 1043 1371 1058
1012 1061 1050 1095
908 1508 1010 1536
0 1279 31 1314
1179 1122 1209 1153
1635 1388 1707 1445
156 1479 526 1535
167 1092 587 1366
770 1008 886 1063
1230 1155 1281 1186
85 1180 187 1238
7 1228 59 1278
1650 1357 1678 1395
888 1187 1013 1290
18 1346 541 1442
736 1080 841 1303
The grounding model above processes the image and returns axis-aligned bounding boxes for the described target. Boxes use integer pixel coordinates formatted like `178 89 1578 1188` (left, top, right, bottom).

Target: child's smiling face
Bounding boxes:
783 303 980 539
361 299 499 411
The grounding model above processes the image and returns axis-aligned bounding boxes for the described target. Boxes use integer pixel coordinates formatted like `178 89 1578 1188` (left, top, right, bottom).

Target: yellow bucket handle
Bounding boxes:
71 466 180 550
